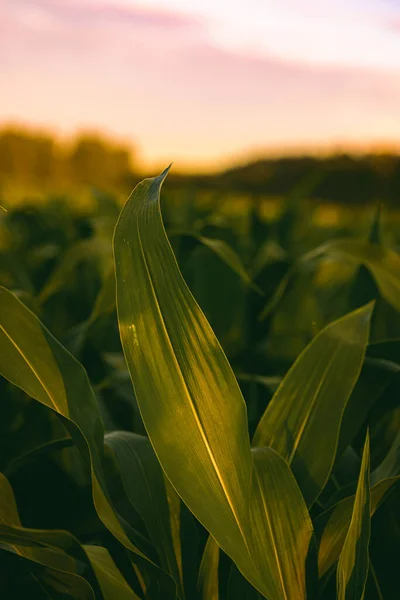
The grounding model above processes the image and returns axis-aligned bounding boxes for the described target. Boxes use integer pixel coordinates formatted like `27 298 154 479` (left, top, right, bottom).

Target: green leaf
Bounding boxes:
87 268 116 325
105 431 183 596
337 431 371 600
249 448 314 600
0 551 95 600
0 472 95 599
307 239 400 313
263 269 321 360
198 536 219 600
171 231 255 289
199 452 315 600
335 356 400 465
253 304 373 506
372 428 400 483
3 437 73 478
84 545 141 600
0 474 84 563
259 269 292 321
113 169 256 582
317 476 399 578
252 239 287 278
63 268 116 356
368 560 384 600
37 238 111 304
0 286 156 564
0 473 146 599
164 477 183 594
114 169 314 599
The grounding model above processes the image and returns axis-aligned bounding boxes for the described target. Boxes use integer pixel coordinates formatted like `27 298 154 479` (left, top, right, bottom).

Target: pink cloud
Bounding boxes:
1 0 400 168
3 0 202 30
387 16 400 33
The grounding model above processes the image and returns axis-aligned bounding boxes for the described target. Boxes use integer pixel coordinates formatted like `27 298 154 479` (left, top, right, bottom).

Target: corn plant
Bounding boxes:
0 170 399 599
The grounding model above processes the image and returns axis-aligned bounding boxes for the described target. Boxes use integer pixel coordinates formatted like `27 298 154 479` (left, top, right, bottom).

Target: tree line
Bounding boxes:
0 126 134 190
1 126 399 204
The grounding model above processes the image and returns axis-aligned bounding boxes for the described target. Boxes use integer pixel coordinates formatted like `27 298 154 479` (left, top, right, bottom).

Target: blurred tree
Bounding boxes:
67 133 132 188
0 127 135 190
0 127 57 185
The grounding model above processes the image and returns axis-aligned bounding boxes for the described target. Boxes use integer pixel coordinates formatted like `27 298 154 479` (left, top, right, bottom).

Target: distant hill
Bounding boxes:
165 153 400 205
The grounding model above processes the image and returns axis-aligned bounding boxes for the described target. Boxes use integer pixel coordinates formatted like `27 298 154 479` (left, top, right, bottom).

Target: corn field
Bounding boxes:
0 169 399 599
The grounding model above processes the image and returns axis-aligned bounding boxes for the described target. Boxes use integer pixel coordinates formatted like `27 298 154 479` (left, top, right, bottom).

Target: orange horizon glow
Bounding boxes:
3 118 400 176
1 0 400 172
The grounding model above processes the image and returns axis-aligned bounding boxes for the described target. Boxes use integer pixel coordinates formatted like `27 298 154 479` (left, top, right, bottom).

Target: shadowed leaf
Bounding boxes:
105 430 183 597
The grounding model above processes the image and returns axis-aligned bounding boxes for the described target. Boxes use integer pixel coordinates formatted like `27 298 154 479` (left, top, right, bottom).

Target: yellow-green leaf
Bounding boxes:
113 169 255 577
84 545 141 600
317 476 399 577
307 239 400 312
172 231 254 288
38 238 111 304
249 448 314 600
198 536 220 600
337 431 371 600
0 473 144 599
0 473 95 599
253 304 373 506
114 169 316 599
0 286 150 561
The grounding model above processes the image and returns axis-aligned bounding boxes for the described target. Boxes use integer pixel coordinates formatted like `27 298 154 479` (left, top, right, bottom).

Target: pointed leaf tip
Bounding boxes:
157 164 172 182
360 300 375 322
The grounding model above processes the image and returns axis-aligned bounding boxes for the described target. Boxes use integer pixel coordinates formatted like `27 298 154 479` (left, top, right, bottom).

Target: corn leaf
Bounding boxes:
4 437 73 478
306 239 400 312
0 285 169 584
38 238 111 304
164 477 183 594
84 545 141 600
198 536 220 600
105 431 183 596
0 472 95 599
253 304 373 506
337 431 371 600
372 428 400 483
88 267 116 324
171 231 253 288
65 268 116 355
336 356 400 464
113 169 255 576
249 448 314 600
0 551 95 600
317 475 399 577
0 473 144 599
113 169 314 599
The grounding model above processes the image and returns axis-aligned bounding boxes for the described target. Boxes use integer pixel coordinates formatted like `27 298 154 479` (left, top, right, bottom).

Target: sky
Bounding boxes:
1 0 400 171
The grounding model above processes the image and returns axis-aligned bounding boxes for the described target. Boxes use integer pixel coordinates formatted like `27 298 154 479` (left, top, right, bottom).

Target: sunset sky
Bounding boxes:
1 0 400 171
